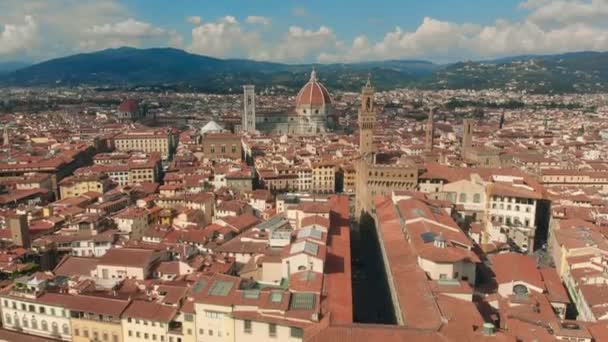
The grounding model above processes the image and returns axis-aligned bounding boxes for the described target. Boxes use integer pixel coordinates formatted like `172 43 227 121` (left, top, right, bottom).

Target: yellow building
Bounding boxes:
59 173 113 199
68 295 130 342
311 162 335 194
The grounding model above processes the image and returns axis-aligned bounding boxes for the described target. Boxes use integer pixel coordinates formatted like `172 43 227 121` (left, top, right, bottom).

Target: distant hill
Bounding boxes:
0 47 437 92
423 51 608 93
0 62 30 74
1 47 608 93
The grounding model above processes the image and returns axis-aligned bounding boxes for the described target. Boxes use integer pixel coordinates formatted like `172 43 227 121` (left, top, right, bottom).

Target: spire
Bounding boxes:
310 67 317 82
365 73 372 88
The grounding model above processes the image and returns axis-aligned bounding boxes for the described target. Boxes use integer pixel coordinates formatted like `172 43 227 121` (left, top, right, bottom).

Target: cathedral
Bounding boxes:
243 69 334 135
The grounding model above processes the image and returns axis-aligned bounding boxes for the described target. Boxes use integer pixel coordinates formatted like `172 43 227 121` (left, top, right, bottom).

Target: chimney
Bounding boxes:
482 322 495 336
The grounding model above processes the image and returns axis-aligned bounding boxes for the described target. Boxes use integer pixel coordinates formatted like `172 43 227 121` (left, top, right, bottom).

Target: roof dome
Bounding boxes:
295 69 332 108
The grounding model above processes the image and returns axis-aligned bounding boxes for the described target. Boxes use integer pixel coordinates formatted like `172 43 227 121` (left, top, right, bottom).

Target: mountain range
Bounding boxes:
1 47 607 93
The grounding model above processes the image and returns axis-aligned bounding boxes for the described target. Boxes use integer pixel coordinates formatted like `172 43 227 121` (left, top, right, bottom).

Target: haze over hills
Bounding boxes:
1 47 608 93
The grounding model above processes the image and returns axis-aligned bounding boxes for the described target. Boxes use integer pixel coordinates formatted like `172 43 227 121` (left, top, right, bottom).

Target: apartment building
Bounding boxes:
114 129 176 160
59 173 113 199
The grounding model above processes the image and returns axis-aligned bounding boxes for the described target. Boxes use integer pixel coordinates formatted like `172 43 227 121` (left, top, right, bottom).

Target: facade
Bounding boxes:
311 163 335 194
59 173 113 199
114 129 176 160
256 69 333 135
199 133 242 161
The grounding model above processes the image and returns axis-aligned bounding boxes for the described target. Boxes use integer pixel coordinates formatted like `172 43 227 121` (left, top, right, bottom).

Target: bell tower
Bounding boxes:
358 75 376 156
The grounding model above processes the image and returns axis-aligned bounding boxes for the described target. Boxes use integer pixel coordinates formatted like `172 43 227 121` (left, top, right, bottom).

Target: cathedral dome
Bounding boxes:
295 69 332 108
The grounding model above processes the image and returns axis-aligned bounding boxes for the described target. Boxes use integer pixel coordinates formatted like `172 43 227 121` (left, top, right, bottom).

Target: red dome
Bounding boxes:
295 70 331 108
118 99 139 113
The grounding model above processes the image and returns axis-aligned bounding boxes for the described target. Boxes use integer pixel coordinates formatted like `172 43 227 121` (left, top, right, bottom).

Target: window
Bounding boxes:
209 330 213 336
291 327 304 338
459 193 467 203
5 314 11 325
31 318 38 330
269 323 277 337
22 317 28 328
184 314 193 322
473 194 481 203
187 329 192 335
39 306 46 314
244 320 252 333
113 334 119 342
63 324 69 335
128 331 132 337
28 304 35 312
83 328 89 338
103 332 108 341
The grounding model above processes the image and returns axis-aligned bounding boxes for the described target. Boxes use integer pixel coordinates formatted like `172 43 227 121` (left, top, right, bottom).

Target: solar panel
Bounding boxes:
269 291 283 303
289 293 316 310
304 242 319 256
420 232 437 243
297 228 323 240
208 280 233 296
242 289 260 299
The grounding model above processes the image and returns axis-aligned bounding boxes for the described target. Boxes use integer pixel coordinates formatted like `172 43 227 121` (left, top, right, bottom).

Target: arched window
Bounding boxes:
62 324 70 335
473 194 481 203
22 316 28 328
41 320 48 331
5 314 11 325
52 322 59 334
298 265 307 271
459 193 467 203
31 317 38 330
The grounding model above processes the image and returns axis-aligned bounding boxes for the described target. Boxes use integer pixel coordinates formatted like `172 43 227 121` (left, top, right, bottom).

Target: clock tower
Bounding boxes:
358 75 376 156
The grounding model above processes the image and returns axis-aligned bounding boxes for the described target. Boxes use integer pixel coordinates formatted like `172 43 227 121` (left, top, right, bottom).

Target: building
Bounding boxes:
242 85 256 133
199 132 242 161
355 78 418 218
114 129 176 160
311 162 335 194
117 99 145 122
59 173 113 199
256 69 333 135
8 214 31 248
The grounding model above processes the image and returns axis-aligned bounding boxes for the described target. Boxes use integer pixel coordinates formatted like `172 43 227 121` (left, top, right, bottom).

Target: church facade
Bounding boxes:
255 69 334 135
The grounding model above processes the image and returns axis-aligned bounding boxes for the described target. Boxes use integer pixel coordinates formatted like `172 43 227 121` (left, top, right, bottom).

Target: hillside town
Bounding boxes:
0 72 607 342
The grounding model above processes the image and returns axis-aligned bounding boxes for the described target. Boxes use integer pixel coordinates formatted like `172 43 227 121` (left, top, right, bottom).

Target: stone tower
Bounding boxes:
358 75 376 156
462 119 474 159
242 85 256 133
8 214 30 248
425 107 435 153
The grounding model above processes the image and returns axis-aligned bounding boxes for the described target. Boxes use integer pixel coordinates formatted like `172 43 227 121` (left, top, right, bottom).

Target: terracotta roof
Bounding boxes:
123 300 177 322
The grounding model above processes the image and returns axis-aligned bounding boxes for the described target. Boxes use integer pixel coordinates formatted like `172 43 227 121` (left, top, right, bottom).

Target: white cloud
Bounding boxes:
0 15 38 56
246 16 271 26
186 16 202 25
189 16 261 58
87 18 165 38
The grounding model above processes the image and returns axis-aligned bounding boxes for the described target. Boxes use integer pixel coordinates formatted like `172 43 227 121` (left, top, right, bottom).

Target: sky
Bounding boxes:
1 0 608 64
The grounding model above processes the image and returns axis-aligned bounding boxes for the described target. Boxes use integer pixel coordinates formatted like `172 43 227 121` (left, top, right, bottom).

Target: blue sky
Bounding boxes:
1 0 608 63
